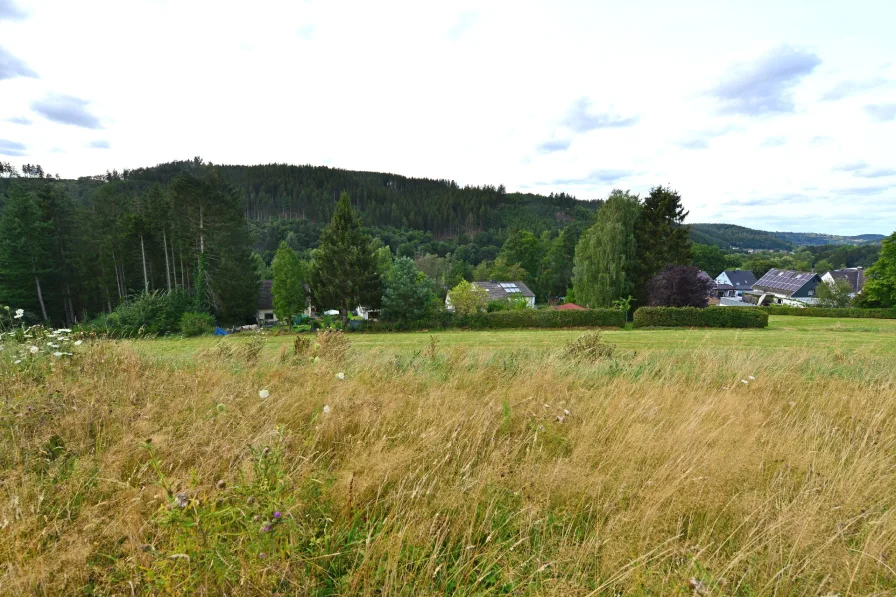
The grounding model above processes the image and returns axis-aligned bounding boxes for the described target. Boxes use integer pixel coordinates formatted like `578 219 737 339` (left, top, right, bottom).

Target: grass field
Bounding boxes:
3 316 896 595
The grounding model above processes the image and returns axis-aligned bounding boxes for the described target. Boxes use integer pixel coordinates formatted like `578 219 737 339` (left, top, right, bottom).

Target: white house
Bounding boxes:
445 281 535 310
821 267 865 296
714 270 758 297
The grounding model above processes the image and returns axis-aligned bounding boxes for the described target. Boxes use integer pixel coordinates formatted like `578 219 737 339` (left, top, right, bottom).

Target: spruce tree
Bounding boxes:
381 257 433 322
0 186 54 320
631 185 692 306
308 192 381 319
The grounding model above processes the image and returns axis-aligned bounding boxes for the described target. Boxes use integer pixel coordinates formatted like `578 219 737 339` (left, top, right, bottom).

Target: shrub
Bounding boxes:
633 306 768 328
647 265 712 307
84 290 194 337
447 280 489 316
179 312 215 337
562 331 616 361
365 308 625 331
762 306 896 319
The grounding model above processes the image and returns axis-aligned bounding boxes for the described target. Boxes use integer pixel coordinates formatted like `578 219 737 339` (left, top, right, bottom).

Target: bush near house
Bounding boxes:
633 306 768 328
179 312 216 336
366 308 625 331
761 306 896 319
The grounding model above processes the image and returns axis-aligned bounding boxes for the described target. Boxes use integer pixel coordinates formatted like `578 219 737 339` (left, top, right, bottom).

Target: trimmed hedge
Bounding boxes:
365 308 625 332
762 306 896 319
633 306 768 329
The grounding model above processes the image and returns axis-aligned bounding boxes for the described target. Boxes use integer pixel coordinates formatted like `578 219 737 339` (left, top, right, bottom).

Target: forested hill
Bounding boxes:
690 223 885 250
112 160 601 236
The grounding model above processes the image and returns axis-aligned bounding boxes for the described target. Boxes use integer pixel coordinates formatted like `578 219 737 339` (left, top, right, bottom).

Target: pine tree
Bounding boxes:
572 190 641 308
308 192 381 319
271 241 306 323
0 186 54 320
631 186 692 306
381 257 434 322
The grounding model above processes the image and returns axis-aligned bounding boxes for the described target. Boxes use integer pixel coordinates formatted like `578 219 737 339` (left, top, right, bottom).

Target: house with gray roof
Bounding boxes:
445 281 535 310
714 270 757 296
752 269 821 306
821 267 865 295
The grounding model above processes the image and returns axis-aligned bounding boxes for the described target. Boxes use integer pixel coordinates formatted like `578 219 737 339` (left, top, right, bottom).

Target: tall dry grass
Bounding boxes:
1 337 896 595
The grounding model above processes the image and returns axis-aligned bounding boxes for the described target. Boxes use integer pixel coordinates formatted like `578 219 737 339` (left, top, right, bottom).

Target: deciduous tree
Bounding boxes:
272 241 307 323
647 265 712 307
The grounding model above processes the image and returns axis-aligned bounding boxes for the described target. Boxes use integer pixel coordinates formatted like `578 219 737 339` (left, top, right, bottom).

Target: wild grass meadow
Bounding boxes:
2 317 896 595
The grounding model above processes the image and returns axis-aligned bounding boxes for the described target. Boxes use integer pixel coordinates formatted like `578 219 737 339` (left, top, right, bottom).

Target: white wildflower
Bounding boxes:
258 389 270 399
563 409 571 416
323 405 332 414
28 346 39 354
748 375 755 380
14 359 21 364
555 415 565 423
48 343 59 348
53 352 63 357
335 372 345 380
74 340 83 346
14 309 24 319
57 328 71 333
740 379 749 385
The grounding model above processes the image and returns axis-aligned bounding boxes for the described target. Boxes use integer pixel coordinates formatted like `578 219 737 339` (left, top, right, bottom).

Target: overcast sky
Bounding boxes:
1 0 895 235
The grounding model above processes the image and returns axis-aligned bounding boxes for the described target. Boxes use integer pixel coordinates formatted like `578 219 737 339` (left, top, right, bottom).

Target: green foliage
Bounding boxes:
0 185 53 319
691 243 728 278
814 279 855 308
367 307 625 331
179 311 215 336
633 306 768 328
631 186 693 307
87 290 195 337
857 232 896 308
689 223 793 250
447 280 489 316
308 192 382 316
562 331 616 361
487 296 530 312
381 257 434 322
572 190 641 307
762 306 896 319
271 242 306 323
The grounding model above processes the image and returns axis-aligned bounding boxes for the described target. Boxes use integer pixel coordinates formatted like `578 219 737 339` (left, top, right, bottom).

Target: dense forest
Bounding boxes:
1 158 892 327
691 223 885 250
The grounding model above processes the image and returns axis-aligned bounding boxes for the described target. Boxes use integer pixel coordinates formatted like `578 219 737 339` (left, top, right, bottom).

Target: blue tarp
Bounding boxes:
214 327 229 336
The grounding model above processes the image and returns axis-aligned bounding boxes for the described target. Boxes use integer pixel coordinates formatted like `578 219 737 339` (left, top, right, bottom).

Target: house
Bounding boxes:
257 281 313 325
821 267 865 295
445 281 536 310
714 270 757 297
752 269 822 306
554 302 586 310
257 280 277 325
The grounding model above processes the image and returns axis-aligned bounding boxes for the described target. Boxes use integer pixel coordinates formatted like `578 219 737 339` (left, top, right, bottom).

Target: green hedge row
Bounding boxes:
762 306 896 319
365 308 625 332
633 306 769 329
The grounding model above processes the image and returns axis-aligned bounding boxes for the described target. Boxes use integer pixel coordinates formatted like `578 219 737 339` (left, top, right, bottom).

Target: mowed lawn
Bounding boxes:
132 315 896 362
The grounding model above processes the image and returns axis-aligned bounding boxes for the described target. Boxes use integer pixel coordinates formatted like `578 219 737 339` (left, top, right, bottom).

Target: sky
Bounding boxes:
1 0 895 235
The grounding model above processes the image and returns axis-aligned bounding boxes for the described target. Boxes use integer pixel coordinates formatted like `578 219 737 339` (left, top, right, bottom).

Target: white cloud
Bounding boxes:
0 0 894 234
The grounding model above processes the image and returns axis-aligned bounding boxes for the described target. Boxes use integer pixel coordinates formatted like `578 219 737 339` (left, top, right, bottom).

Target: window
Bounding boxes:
265 312 274 320
808 290 814 296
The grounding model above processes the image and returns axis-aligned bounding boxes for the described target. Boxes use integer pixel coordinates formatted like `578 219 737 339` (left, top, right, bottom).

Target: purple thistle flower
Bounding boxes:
273 511 282 520
261 524 272 533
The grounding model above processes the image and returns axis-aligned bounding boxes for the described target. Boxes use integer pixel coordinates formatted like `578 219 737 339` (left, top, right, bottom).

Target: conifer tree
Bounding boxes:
308 192 381 319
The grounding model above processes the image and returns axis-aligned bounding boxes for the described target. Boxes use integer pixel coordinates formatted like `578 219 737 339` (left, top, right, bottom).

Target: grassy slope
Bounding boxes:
3 316 896 594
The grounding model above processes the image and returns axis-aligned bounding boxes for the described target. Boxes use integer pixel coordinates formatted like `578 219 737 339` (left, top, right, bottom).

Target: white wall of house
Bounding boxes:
257 309 277 324
715 272 732 286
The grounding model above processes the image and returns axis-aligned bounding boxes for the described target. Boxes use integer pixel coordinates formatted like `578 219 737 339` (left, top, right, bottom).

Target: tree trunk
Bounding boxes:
163 228 172 291
33 267 48 321
112 250 123 299
140 234 149 293
199 204 205 254
180 251 186 289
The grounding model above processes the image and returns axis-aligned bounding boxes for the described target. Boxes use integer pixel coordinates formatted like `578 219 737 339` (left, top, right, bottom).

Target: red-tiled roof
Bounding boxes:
555 303 586 310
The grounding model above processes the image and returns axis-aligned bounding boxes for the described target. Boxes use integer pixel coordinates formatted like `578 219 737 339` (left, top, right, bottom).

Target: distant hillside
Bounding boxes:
691 224 885 250
689 224 793 250
770 231 886 247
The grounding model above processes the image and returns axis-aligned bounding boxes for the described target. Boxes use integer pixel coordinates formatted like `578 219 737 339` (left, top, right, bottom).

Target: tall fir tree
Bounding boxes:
0 186 54 320
381 257 434 322
631 185 692 306
308 192 381 319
